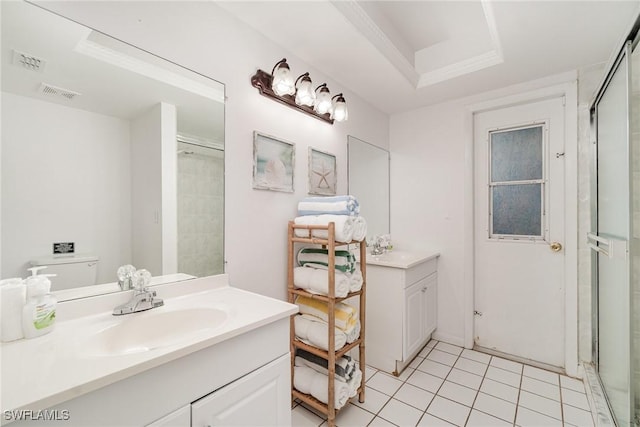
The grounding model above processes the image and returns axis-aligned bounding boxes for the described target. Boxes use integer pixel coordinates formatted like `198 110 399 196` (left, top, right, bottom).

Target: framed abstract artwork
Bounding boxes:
308 148 336 196
253 131 295 192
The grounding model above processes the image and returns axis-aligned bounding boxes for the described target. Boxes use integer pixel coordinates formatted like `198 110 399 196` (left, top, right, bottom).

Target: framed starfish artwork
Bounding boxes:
308 148 336 196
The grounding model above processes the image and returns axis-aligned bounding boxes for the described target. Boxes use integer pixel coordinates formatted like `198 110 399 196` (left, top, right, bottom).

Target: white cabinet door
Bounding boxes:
191 354 291 427
146 405 190 427
404 279 426 358
424 274 437 336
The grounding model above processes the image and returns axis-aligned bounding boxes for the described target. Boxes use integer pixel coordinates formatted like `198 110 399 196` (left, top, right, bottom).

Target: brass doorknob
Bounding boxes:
550 242 563 252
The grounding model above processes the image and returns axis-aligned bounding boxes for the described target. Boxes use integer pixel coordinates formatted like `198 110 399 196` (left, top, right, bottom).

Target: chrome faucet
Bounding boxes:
113 269 164 316
370 240 385 255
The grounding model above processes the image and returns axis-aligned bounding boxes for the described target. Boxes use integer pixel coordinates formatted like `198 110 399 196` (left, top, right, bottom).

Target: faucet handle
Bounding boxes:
132 269 152 291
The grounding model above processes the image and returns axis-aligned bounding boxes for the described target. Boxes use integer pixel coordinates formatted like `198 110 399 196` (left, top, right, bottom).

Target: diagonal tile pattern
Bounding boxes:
293 340 596 426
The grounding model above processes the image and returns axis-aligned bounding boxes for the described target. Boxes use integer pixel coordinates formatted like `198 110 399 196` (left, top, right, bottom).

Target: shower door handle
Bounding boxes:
587 232 628 260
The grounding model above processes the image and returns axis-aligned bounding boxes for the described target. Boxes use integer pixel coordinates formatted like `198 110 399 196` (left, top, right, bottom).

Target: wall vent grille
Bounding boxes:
38 83 81 101
12 49 46 72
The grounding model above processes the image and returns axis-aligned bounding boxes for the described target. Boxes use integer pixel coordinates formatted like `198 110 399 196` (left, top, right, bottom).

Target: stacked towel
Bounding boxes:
297 248 356 273
294 314 347 351
298 195 360 217
293 365 362 409
295 349 356 382
294 215 355 242
294 266 350 297
352 216 368 242
294 366 350 409
296 295 358 334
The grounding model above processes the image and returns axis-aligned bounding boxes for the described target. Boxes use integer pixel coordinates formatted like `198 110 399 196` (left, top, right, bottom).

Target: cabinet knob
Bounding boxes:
421 287 427 293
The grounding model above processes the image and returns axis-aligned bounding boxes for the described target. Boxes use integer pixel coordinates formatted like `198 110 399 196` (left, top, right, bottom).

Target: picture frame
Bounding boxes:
252 131 295 192
308 147 337 196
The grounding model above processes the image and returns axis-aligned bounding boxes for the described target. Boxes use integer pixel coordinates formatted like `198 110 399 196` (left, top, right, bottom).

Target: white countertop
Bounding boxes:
360 249 440 269
1 274 298 417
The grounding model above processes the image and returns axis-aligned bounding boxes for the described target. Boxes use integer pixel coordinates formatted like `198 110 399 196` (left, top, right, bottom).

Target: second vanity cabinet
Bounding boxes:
365 251 439 375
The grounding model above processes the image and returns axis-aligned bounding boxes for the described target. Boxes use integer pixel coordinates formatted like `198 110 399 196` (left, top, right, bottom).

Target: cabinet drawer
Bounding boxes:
405 257 437 287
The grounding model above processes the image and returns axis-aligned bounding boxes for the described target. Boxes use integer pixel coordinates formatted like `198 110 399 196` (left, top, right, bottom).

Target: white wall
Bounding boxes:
1 92 132 284
35 1 390 301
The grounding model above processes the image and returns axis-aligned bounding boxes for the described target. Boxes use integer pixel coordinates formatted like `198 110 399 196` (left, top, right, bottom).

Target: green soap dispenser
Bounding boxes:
22 266 57 339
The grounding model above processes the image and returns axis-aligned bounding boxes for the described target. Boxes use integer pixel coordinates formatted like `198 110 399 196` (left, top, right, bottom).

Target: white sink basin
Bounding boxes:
83 307 228 357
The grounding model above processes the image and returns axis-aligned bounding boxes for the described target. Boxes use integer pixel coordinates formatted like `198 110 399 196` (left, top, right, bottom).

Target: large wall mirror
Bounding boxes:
347 136 390 241
1 1 225 300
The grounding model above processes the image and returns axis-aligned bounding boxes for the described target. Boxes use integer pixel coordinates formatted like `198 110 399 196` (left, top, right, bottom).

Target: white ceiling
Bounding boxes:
218 0 640 114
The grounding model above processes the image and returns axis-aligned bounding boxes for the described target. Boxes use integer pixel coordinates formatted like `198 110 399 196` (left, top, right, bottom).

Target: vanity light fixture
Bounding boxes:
313 83 332 115
250 58 349 124
330 94 348 122
270 58 295 96
294 73 316 107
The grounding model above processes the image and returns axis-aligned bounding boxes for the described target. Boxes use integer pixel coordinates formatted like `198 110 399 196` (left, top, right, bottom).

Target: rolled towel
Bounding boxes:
294 215 355 242
294 365 351 409
347 366 363 398
298 195 360 217
294 350 356 382
346 319 361 343
348 269 363 292
296 295 358 333
294 314 347 351
351 216 368 242
294 266 350 298
297 248 356 273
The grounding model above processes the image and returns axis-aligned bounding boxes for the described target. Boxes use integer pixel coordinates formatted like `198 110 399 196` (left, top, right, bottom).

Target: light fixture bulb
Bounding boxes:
271 58 295 96
330 94 348 122
295 73 316 107
314 84 332 114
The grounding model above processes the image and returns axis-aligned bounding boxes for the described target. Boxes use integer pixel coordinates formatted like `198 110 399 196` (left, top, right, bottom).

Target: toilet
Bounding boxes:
29 255 99 291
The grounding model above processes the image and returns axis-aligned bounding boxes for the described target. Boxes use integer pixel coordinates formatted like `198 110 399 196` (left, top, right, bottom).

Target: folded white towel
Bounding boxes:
294 215 355 242
352 216 368 242
294 366 351 409
294 266 350 298
298 195 360 217
294 314 347 351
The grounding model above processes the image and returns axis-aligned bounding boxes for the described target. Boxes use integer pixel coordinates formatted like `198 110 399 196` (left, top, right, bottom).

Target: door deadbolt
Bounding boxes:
550 242 562 252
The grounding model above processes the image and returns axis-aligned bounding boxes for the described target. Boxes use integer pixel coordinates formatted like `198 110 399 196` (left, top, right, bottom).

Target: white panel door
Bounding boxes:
404 278 425 359
473 96 566 368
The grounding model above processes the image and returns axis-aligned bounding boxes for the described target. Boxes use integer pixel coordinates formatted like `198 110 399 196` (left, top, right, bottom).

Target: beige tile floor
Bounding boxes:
292 340 595 427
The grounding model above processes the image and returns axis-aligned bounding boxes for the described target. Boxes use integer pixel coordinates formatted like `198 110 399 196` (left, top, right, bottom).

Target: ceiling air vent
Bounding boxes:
38 83 81 101
12 49 46 72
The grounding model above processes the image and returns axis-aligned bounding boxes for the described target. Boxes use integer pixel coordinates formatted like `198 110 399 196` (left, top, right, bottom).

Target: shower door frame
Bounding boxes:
590 23 639 425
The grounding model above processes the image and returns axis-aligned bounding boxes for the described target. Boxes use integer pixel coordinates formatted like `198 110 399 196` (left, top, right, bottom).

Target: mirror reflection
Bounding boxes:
347 136 390 241
1 1 225 300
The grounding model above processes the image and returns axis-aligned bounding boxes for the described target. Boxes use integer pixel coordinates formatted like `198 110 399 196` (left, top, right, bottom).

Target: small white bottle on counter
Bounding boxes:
22 267 57 339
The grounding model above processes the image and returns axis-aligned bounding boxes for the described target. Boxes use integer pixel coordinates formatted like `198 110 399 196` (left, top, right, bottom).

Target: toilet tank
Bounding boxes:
29 254 99 291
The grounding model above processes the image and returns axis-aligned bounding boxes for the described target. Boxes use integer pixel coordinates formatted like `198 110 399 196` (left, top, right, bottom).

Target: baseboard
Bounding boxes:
432 331 466 348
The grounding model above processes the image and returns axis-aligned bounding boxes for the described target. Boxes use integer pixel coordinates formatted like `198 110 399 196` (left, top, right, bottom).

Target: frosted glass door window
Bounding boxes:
489 125 545 239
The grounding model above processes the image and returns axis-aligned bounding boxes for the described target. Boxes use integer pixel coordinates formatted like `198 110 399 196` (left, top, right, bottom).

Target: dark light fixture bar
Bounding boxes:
251 69 334 124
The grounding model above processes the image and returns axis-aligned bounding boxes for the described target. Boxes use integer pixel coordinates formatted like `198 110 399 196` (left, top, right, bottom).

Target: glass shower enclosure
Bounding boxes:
589 22 639 427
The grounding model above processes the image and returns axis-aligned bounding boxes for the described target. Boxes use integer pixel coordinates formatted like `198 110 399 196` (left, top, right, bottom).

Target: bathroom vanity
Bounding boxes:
363 250 439 375
1 275 298 426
